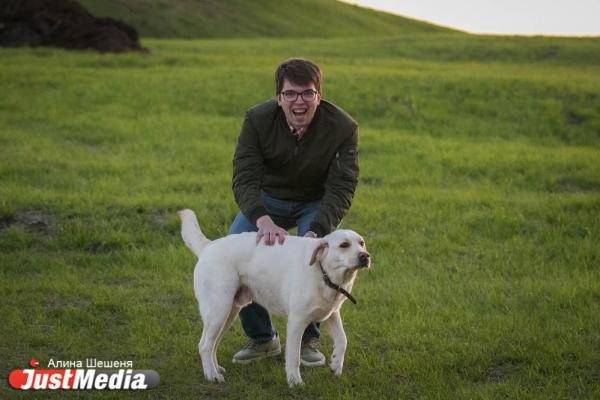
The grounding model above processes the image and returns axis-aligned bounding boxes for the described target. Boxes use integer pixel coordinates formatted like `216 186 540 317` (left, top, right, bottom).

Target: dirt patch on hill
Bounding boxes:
0 0 146 53
1 210 53 234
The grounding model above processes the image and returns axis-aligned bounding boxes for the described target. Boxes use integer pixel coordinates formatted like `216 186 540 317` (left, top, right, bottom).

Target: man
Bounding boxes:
229 58 359 366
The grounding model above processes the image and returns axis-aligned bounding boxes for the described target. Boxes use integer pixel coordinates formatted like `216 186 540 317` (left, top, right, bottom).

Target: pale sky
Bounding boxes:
342 0 600 36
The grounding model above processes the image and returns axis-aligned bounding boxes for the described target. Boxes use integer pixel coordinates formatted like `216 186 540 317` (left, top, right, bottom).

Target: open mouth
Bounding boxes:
292 109 307 116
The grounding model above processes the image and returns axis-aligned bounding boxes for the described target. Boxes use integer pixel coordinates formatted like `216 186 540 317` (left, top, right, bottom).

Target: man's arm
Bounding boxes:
232 113 288 245
309 125 359 237
232 113 268 224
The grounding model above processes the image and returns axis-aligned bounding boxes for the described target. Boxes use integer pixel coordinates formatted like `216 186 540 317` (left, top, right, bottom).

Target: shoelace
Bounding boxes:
242 339 262 350
302 340 320 350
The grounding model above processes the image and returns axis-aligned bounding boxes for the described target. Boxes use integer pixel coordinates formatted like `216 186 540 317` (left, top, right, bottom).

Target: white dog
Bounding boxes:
178 209 370 386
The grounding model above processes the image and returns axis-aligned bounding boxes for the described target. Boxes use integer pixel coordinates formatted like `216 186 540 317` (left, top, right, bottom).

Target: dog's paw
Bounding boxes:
330 360 343 376
287 373 304 387
205 372 225 383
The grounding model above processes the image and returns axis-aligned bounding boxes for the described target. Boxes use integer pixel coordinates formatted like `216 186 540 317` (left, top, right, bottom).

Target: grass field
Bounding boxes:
1 33 600 399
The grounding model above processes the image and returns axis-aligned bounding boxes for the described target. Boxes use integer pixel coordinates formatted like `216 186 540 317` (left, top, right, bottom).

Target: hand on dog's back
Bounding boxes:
256 215 288 245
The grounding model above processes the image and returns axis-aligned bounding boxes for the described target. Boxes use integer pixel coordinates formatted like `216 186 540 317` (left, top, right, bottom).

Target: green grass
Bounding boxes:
78 0 453 38
1 34 599 399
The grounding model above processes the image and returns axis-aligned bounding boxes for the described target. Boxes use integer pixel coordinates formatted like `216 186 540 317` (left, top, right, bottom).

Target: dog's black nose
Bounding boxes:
358 252 370 266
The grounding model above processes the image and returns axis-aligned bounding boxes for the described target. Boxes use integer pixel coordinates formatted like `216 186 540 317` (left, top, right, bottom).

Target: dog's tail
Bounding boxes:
178 209 211 258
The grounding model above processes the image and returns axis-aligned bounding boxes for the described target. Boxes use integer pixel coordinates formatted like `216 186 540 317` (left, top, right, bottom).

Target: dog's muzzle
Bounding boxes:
357 252 371 268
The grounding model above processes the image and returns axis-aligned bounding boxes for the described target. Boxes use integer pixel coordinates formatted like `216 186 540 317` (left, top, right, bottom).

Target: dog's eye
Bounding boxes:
339 242 350 248
359 241 365 247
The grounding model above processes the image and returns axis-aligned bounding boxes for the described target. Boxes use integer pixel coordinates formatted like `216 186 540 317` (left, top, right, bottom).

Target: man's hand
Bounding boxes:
256 215 288 246
303 231 317 238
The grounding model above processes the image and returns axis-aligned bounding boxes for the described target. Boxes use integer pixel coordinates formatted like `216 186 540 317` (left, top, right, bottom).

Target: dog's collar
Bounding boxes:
317 262 357 305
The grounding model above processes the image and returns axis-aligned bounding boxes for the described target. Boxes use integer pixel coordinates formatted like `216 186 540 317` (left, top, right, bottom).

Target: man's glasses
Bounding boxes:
280 89 318 102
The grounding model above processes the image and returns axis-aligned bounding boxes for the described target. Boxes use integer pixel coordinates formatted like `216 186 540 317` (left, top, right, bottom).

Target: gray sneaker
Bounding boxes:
300 339 326 367
232 335 281 364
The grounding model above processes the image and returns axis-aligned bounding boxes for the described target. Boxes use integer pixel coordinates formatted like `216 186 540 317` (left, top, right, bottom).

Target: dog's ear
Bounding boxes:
309 241 329 266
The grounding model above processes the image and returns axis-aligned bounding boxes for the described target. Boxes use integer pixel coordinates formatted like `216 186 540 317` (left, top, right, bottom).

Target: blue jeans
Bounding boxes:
228 191 321 344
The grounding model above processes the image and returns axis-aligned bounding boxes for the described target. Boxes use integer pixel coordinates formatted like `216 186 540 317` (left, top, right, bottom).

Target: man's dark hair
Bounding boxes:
275 58 322 95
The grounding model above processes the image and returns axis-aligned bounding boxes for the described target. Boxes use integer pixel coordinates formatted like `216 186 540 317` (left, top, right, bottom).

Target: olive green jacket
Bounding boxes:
232 98 359 237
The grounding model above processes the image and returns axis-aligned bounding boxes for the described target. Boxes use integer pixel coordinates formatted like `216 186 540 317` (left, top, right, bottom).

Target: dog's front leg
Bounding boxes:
323 311 347 376
285 316 309 387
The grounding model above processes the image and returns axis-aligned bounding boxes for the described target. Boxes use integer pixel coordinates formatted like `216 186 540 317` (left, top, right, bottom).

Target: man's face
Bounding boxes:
277 79 321 130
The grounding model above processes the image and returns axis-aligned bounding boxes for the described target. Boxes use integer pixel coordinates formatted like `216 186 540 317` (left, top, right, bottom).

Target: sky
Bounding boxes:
342 0 600 36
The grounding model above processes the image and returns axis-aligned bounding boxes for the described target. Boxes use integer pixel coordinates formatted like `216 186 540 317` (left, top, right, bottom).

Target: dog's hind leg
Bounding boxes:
198 297 235 383
199 322 226 382
212 304 242 374
209 285 250 374
212 285 251 372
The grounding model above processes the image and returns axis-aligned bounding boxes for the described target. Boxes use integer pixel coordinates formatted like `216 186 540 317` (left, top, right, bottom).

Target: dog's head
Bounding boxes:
309 230 370 277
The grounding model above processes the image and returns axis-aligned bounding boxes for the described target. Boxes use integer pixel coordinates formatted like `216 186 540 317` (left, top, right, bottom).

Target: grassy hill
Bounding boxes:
2 33 600 398
78 0 454 38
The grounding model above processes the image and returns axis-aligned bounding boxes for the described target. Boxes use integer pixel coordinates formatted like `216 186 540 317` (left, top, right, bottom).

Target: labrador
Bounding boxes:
178 209 370 386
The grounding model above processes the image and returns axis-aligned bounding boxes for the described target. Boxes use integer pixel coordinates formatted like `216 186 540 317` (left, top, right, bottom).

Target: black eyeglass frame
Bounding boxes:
280 89 319 102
